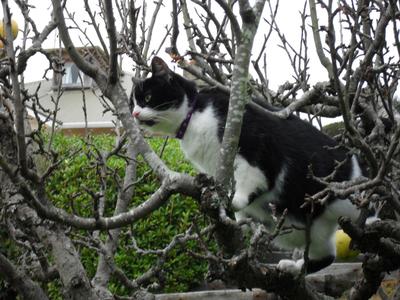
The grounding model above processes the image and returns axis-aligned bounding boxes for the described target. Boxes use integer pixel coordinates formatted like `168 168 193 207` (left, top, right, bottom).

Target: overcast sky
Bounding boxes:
4 0 330 89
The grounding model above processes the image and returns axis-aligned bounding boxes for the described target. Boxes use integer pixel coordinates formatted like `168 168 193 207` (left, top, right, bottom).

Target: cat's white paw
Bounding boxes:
365 216 380 225
277 259 304 274
366 201 384 225
231 194 249 211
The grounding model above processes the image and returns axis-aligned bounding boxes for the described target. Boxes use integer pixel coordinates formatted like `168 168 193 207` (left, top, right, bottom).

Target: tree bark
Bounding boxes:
0 252 49 300
92 142 138 299
0 101 98 300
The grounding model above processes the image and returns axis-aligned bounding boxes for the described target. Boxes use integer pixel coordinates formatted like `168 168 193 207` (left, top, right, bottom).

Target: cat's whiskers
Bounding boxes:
152 99 179 110
139 113 178 130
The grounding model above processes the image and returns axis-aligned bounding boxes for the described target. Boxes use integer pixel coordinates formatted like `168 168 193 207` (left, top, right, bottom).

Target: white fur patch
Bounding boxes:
133 97 189 136
232 155 268 210
180 106 221 175
235 164 286 224
277 258 304 274
351 155 362 179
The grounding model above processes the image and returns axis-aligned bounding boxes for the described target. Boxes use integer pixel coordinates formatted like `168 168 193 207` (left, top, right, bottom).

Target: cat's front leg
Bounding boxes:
231 156 268 211
232 191 252 211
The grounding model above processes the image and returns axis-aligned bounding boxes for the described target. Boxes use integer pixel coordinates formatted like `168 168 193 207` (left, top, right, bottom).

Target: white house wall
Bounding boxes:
25 74 133 132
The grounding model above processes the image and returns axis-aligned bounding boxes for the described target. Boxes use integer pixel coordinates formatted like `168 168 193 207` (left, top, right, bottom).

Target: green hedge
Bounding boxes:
45 134 208 296
323 121 345 137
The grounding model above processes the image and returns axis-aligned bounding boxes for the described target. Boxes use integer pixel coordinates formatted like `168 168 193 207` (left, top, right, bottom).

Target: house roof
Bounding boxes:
45 46 109 71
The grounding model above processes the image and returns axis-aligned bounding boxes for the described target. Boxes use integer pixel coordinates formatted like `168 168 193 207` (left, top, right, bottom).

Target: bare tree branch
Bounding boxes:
216 0 266 186
104 0 119 83
52 0 98 79
2 0 28 175
0 252 49 300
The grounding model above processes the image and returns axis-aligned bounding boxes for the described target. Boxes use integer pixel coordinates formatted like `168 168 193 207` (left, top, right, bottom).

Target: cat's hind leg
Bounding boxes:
277 217 337 274
277 255 335 274
277 237 336 274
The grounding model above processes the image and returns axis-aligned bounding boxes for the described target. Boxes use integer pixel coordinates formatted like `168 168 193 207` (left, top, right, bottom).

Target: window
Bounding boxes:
54 62 92 89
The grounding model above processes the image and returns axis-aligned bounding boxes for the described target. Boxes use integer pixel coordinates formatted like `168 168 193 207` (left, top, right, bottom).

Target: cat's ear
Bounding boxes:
151 57 172 80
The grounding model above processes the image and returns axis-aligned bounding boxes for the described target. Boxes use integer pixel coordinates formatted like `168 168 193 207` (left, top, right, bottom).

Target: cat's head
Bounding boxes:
132 57 197 136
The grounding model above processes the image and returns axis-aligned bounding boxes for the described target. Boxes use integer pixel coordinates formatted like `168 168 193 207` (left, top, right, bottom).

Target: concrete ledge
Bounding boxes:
155 263 363 300
156 289 269 300
154 264 400 299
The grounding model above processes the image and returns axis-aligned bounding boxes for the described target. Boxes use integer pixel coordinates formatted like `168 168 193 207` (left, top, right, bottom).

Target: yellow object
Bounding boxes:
335 229 360 259
0 19 19 40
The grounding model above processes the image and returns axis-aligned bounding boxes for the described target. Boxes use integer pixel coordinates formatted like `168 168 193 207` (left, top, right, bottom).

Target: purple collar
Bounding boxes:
175 95 197 139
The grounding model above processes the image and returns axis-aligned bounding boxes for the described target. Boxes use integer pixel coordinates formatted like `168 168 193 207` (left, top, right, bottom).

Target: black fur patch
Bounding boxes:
306 255 335 274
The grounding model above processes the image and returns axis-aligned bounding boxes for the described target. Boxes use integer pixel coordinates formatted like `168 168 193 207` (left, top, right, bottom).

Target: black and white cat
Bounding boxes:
132 56 364 274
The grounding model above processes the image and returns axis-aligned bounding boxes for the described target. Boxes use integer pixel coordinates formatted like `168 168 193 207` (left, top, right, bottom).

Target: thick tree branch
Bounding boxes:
143 0 163 60
0 153 199 230
215 0 242 41
51 0 98 79
2 0 28 175
92 142 137 299
339 217 400 299
104 0 119 84
216 0 266 186
308 0 334 78
0 252 49 300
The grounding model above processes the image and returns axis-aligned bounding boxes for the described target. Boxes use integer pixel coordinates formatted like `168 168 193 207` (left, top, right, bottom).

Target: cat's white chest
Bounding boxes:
180 106 221 176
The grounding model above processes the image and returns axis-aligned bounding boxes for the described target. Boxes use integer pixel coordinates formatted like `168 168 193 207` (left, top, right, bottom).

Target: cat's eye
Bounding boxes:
144 94 152 103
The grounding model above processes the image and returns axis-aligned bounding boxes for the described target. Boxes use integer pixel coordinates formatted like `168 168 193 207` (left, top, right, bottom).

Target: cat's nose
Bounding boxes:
132 111 140 118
